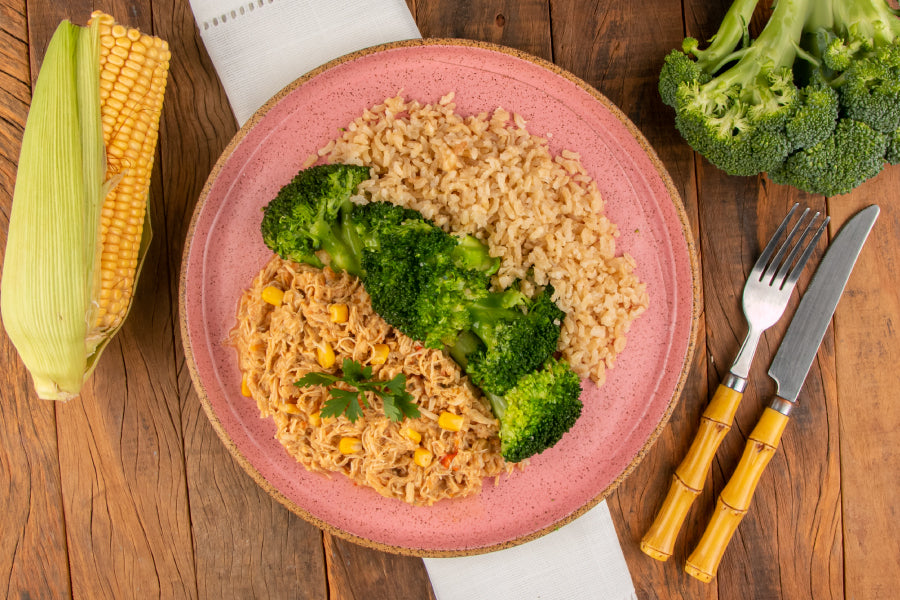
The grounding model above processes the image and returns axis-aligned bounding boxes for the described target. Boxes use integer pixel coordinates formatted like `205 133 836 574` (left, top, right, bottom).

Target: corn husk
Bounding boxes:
0 20 150 400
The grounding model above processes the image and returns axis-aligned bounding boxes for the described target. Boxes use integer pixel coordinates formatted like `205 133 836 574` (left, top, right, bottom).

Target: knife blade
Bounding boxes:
684 204 879 583
768 204 880 410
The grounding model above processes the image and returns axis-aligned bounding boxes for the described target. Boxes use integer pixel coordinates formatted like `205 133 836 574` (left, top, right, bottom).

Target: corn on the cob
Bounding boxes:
90 11 170 333
0 14 169 400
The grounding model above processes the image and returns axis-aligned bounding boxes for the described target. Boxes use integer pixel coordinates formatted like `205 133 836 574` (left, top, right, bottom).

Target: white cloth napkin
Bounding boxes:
188 2 637 599
189 0 420 125
425 501 636 600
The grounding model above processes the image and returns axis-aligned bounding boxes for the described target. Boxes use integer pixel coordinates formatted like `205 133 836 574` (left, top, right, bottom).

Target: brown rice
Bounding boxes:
316 93 648 383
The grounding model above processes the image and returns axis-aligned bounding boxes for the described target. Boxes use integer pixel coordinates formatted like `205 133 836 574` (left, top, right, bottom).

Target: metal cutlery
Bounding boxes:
685 204 879 581
641 204 829 561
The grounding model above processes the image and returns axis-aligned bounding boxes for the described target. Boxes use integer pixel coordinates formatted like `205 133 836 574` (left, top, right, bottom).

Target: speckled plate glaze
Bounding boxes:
180 39 699 556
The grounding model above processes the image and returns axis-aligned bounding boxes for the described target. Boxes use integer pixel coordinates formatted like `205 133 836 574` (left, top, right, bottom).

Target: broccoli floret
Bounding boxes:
449 286 564 397
770 118 888 195
659 50 712 108
451 234 500 276
351 202 496 347
786 84 840 149
837 45 900 133
261 164 370 273
668 0 812 176
660 0 900 195
887 127 900 164
357 211 448 340
487 358 583 463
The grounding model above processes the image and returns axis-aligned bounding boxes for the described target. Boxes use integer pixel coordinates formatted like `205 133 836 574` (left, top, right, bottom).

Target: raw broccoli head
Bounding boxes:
659 0 760 108
769 118 888 196
887 127 900 165
488 358 583 463
659 0 900 195
260 164 370 272
461 285 564 397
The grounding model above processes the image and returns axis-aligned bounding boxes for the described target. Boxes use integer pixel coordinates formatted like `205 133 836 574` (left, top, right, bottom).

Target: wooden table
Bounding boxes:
2 1 898 598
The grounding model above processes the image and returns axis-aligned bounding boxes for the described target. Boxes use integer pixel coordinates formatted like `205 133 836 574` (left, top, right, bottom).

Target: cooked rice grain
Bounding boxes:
324 93 648 383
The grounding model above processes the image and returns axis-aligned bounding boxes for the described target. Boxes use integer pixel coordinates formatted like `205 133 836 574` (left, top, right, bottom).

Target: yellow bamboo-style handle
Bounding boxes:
640 384 744 561
685 406 791 582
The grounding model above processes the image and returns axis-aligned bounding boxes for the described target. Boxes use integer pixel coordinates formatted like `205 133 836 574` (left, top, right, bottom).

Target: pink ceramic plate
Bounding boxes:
180 39 698 556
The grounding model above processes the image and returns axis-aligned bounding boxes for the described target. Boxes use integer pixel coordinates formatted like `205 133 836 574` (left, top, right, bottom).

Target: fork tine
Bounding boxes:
782 214 830 289
753 203 799 277
772 211 819 285
762 207 810 283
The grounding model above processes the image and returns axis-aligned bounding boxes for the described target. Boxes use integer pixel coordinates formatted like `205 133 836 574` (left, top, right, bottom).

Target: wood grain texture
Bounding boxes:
25 1 198 598
1 1 899 599
146 1 331 598
828 172 900 600
325 534 436 600
415 0 551 61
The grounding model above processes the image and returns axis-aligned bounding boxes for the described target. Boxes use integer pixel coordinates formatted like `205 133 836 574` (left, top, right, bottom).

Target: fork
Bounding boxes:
640 203 829 562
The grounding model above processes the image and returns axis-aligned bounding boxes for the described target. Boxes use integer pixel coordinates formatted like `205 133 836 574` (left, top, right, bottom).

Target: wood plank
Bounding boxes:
415 0 551 61
548 0 710 597
20 1 200 597
146 1 331 597
828 171 900 599
0 1 69 597
325 535 436 600
694 174 842 599
675 0 844 595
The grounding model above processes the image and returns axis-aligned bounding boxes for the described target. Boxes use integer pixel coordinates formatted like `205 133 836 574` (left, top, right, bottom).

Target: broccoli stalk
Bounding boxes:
659 0 900 195
658 0 760 107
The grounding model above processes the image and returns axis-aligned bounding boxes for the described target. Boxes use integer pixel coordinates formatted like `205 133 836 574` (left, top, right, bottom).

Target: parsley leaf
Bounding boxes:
295 358 420 423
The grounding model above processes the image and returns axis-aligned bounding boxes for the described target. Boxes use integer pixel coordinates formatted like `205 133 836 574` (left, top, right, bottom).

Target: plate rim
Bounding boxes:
179 37 700 557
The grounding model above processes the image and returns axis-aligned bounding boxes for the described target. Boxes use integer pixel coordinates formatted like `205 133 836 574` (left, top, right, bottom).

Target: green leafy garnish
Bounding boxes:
295 358 420 423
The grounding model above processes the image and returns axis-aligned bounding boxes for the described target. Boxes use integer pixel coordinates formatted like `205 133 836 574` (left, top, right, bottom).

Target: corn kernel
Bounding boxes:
413 448 434 468
261 286 285 306
280 402 303 415
309 411 322 427
438 411 464 432
86 12 170 334
339 437 363 454
316 342 335 368
402 427 422 444
370 343 390 365
240 374 251 397
329 303 349 323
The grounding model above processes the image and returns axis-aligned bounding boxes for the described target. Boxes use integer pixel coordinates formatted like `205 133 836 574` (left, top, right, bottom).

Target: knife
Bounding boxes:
684 204 879 583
